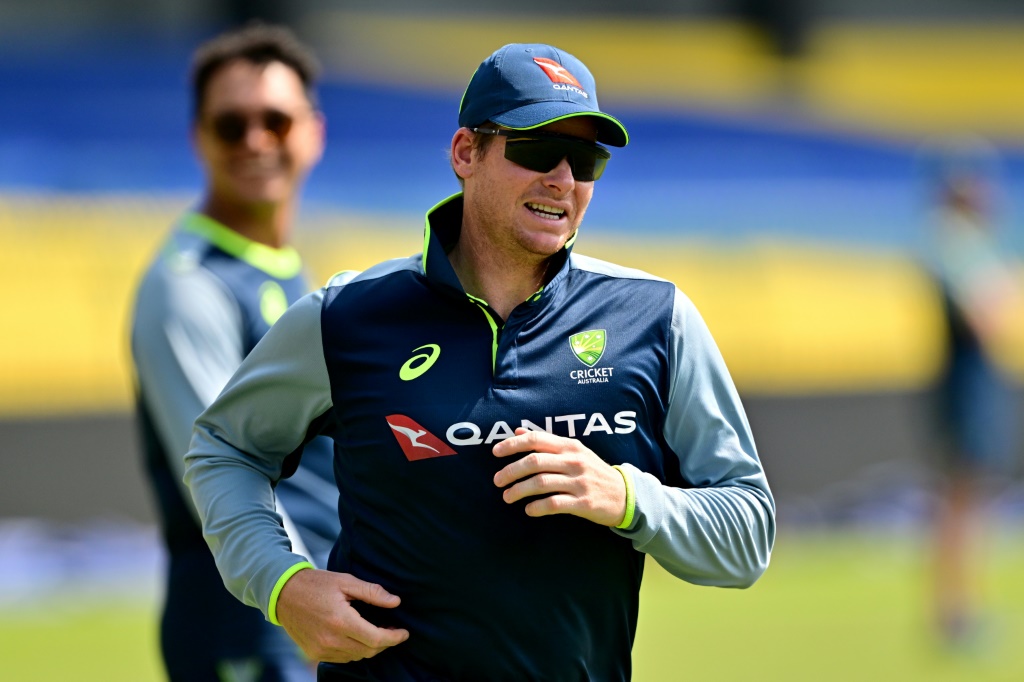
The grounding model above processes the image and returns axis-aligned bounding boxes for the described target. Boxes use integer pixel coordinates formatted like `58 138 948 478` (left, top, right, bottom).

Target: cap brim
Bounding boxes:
490 103 629 147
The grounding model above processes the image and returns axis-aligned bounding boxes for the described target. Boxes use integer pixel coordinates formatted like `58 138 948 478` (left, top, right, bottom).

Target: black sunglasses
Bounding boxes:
206 109 294 146
471 128 611 182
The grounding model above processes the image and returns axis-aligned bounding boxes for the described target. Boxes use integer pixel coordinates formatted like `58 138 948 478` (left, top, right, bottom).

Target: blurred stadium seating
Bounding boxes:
1 4 1023 680
0 0 1022 541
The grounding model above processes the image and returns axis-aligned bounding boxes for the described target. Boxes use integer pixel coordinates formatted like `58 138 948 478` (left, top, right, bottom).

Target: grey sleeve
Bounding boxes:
183 290 334 617
613 287 776 588
131 265 245 522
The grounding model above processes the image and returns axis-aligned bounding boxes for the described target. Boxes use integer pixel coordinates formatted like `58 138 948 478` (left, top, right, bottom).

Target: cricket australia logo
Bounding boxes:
570 330 605 366
568 330 614 384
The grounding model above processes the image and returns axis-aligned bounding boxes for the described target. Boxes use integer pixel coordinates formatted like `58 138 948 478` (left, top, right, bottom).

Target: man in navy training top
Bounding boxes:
185 42 776 681
131 23 340 681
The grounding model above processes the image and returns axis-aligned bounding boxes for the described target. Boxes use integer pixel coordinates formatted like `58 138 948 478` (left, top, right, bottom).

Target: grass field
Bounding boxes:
1 529 1021 681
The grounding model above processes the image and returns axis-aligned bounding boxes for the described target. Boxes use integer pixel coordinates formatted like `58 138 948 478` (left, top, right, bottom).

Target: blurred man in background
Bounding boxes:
130 23 339 681
184 42 774 680
925 136 1020 649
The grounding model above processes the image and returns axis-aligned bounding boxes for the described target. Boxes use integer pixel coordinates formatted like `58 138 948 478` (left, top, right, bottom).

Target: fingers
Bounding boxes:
336 610 410 651
277 569 409 664
339 574 402 609
492 427 572 458
492 430 585 489
501 473 599 520
297 593 409 662
319 636 393 663
494 451 565 488
334 575 409 650
313 625 410 663
501 472 575 505
522 493 578 518
490 431 628 526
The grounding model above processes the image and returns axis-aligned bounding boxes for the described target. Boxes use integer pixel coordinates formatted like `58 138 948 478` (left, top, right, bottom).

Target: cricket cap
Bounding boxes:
458 43 628 147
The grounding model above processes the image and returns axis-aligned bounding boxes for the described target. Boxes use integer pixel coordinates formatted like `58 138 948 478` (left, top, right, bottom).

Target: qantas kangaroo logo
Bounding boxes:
389 424 437 452
533 57 583 87
386 414 456 461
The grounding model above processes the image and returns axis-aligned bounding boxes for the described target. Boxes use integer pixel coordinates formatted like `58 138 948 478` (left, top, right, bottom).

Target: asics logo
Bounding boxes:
385 415 456 461
399 344 441 381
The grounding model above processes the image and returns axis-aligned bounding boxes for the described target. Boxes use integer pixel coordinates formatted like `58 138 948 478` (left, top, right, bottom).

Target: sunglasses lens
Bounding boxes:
503 140 560 174
263 110 294 141
571 153 608 182
503 138 609 182
208 110 294 145
211 113 247 145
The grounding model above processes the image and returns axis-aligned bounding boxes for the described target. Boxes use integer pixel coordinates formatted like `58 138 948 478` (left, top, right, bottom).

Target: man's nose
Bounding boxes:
244 122 277 150
542 157 575 192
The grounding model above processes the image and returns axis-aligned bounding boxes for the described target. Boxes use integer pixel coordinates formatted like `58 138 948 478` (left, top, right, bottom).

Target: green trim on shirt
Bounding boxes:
268 561 314 626
183 213 302 279
421 193 462 275
466 294 500 373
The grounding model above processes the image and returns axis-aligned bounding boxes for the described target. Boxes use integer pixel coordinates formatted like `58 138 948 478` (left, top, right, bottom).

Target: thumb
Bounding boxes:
340 576 402 608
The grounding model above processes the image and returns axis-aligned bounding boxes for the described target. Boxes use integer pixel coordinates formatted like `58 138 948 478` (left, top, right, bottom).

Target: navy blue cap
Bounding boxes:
458 43 628 147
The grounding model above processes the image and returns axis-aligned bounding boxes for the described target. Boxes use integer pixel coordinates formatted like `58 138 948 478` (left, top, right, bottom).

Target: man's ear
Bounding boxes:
451 127 476 181
309 110 327 164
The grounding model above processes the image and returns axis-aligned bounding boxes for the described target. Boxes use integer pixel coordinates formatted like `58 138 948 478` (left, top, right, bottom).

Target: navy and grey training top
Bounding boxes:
132 212 339 567
185 194 775 681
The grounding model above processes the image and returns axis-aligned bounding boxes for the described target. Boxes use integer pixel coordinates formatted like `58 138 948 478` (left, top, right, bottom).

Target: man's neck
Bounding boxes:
199 195 292 249
448 228 552 322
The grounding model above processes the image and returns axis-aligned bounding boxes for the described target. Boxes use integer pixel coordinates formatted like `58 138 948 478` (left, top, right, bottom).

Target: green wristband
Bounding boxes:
268 561 314 626
612 464 636 530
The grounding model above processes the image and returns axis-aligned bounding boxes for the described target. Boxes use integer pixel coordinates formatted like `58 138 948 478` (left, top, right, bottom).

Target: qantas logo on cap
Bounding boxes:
533 57 582 87
533 57 588 98
386 415 456 461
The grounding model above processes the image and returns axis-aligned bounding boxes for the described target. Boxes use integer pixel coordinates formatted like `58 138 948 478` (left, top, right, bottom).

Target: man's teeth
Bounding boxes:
526 202 565 220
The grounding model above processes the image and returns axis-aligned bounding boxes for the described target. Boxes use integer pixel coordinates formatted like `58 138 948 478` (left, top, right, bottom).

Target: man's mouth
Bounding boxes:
525 202 566 221
233 158 281 178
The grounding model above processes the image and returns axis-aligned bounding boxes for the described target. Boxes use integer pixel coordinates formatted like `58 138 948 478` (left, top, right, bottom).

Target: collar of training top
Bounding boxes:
420 193 575 305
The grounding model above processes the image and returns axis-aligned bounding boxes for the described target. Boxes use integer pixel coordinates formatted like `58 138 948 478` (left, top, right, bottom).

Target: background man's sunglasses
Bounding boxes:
472 127 611 181
207 109 293 146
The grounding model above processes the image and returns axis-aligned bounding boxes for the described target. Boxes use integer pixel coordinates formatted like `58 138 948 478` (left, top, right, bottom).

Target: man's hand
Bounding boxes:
276 568 409 664
492 428 626 526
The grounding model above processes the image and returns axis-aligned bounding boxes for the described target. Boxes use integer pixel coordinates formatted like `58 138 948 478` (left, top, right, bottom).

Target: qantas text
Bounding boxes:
552 83 589 98
446 411 637 445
